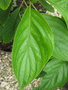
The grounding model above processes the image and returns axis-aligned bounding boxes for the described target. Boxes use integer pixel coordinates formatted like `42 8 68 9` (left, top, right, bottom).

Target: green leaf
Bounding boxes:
0 9 9 25
39 0 54 12
2 7 20 43
33 58 68 90
47 0 68 27
12 7 54 89
30 0 38 3
42 58 68 89
0 25 3 41
0 0 11 10
43 14 68 61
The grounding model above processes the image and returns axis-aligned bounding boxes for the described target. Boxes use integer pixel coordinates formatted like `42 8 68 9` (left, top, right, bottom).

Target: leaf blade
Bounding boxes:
33 58 68 90
42 59 68 89
12 7 54 89
2 7 20 43
39 0 54 12
43 14 68 61
47 0 68 27
0 0 11 10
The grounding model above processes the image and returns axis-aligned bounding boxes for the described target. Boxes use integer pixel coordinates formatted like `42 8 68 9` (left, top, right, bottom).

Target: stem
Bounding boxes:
22 0 28 7
31 2 37 11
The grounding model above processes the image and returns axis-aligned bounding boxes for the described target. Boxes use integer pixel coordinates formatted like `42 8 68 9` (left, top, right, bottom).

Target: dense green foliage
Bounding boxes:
0 0 68 90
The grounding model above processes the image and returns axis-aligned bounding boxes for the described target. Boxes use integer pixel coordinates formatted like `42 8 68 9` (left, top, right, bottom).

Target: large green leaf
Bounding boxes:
2 7 20 43
43 14 68 61
12 7 53 89
39 0 54 12
47 0 68 27
0 0 11 10
33 58 68 90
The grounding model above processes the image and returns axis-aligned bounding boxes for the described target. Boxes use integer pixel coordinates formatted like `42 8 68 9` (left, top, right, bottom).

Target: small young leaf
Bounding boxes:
47 0 68 27
39 0 54 12
43 14 68 61
12 7 54 89
0 0 11 10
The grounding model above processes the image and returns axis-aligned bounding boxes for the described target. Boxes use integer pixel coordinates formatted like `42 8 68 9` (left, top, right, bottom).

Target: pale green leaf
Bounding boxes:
43 14 68 61
12 7 54 89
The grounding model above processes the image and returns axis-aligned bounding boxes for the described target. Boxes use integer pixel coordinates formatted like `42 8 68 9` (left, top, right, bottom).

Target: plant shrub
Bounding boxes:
0 0 68 90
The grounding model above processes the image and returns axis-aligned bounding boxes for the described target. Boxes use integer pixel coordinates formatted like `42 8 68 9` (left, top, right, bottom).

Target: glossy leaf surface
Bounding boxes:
12 7 53 89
